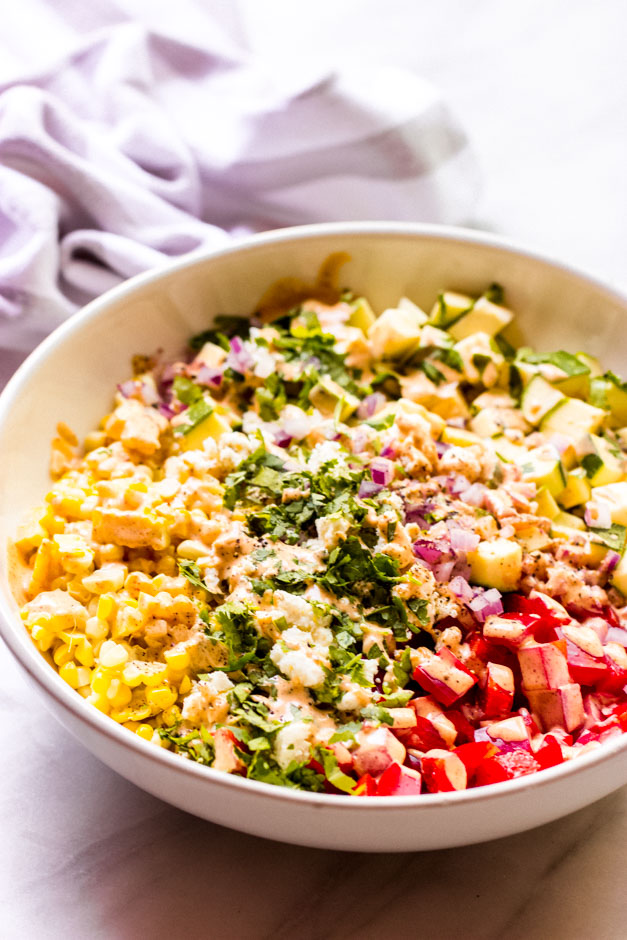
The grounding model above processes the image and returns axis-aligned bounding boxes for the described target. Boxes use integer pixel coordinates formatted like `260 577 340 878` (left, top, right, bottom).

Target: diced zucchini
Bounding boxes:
398 297 428 319
611 553 627 595
470 409 508 438
492 435 528 463
540 397 606 440
520 375 566 426
429 291 474 328
591 375 627 427
347 297 377 334
448 297 514 342
516 526 553 552
581 435 624 486
468 538 523 592
558 468 591 509
577 353 603 378
552 372 590 400
440 426 481 447
309 377 359 420
519 453 566 498
552 510 586 532
180 412 231 451
368 305 426 360
535 487 560 520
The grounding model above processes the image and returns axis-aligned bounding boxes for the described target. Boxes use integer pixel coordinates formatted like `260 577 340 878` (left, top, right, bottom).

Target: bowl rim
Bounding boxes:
2 219 627 812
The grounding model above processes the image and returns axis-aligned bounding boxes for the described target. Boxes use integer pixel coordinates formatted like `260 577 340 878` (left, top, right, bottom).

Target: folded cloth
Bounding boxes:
0 9 479 354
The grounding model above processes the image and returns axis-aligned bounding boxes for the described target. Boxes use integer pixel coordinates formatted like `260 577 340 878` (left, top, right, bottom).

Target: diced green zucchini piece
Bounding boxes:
611 553 627 595
520 375 566 426
558 467 592 509
368 305 427 360
470 408 509 438
448 297 514 342
516 526 553 552
577 353 603 377
540 397 605 440
520 453 567 498
180 411 231 451
429 291 474 328
468 538 523 592
492 435 529 463
309 377 359 420
347 297 377 334
581 435 624 486
440 426 482 447
535 487 560 520
590 374 627 427
552 372 590 400
550 511 587 542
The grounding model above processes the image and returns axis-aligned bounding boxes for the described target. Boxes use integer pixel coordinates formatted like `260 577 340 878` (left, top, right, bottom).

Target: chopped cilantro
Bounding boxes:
203 601 262 671
360 704 394 726
178 559 210 592
588 523 626 553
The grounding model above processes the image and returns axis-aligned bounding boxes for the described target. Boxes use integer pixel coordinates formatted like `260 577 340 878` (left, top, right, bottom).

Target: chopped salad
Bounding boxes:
14 266 627 796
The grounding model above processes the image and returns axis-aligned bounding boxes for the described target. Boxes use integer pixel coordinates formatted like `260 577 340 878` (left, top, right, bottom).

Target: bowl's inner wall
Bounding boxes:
1 228 625 622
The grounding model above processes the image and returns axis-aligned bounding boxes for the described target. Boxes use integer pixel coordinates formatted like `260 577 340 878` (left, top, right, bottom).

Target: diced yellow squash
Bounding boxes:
558 468 591 509
179 412 231 451
535 487 560 520
347 297 377 334
448 297 513 341
441 426 481 447
468 538 523 592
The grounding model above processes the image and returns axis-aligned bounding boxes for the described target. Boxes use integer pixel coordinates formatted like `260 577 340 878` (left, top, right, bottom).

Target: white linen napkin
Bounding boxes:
0 3 478 356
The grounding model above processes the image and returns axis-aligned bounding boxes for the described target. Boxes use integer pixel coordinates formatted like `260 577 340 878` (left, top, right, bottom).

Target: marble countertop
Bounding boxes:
2 2 627 937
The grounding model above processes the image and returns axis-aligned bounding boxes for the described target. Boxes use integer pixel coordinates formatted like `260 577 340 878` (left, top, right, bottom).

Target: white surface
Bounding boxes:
1 2 627 937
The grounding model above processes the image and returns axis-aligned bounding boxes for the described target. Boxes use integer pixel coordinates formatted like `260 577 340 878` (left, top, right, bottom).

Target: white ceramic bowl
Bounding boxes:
2 222 627 853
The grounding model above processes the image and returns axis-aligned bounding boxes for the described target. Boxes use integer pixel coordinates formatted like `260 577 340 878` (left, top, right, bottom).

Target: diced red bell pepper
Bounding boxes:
474 748 541 786
376 761 422 796
354 773 378 796
525 683 585 733
597 650 627 694
451 741 497 782
421 749 467 792
534 733 565 769
475 716 531 754
399 716 449 752
504 593 567 642
443 708 476 744
518 639 570 691
413 647 477 707
482 662 515 718
565 640 607 687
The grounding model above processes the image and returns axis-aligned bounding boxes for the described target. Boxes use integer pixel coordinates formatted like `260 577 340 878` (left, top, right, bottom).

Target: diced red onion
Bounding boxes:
380 443 397 459
413 539 447 564
370 458 394 487
451 560 472 581
446 474 471 497
351 427 370 454
139 383 160 406
469 588 503 622
405 501 435 527
357 392 386 420
605 551 621 574
359 479 382 499
274 430 292 448
436 441 451 457
117 380 136 398
449 575 474 603
585 501 612 529
196 364 223 388
226 336 254 374
158 402 176 419
449 527 480 553
499 524 516 539
463 483 487 507
605 626 627 647
433 560 456 582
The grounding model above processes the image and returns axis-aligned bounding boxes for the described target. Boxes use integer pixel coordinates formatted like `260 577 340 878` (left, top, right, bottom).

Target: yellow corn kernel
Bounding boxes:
53 642 74 667
123 720 140 732
136 724 154 741
161 705 181 727
97 594 115 621
86 691 109 713
146 685 177 710
30 539 60 594
178 675 192 695
76 666 92 688
164 648 190 671
127 481 148 493
59 661 80 688
91 667 112 695
99 640 129 669
86 616 109 642
31 624 53 651
106 679 133 709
